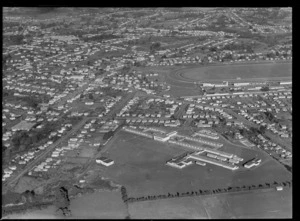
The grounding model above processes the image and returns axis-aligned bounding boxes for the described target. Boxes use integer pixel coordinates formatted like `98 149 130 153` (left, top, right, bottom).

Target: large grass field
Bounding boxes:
69 190 128 219
100 131 291 198
179 62 292 81
128 188 292 218
3 190 128 219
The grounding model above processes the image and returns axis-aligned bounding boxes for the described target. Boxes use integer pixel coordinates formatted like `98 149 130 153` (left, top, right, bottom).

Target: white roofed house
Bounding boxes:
69 75 85 81
11 120 35 132
96 157 114 166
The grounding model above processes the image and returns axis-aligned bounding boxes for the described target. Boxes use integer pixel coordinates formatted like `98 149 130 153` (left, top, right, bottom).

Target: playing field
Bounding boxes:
100 131 291 198
128 187 292 219
176 62 292 82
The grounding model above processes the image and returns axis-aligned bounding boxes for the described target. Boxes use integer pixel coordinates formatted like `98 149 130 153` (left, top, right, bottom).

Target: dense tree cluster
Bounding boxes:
21 190 36 203
54 186 71 215
11 121 62 153
103 131 114 142
150 42 161 53
5 35 25 45
264 111 278 123
260 86 269 92
120 186 128 202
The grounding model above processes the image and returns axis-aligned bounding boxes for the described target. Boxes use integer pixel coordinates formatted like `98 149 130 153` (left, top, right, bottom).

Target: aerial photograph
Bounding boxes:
2 7 292 219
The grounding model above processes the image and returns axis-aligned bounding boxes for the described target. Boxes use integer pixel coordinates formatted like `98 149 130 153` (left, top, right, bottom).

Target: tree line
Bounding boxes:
120 180 292 204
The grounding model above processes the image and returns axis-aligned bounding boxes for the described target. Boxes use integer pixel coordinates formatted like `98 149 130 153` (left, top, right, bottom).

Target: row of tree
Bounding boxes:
120 186 128 202
54 186 71 216
122 180 292 204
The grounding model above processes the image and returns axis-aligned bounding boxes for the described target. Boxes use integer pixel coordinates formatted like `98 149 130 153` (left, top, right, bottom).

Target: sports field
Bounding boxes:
175 62 292 82
100 131 292 198
128 188 292 218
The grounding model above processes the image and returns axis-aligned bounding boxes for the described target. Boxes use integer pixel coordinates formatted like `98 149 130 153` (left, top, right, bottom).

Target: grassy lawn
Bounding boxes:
69 190 128 219
100 130 291 198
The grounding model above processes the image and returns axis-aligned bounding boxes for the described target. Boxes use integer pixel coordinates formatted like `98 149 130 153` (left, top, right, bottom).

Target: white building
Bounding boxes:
96 157 114 166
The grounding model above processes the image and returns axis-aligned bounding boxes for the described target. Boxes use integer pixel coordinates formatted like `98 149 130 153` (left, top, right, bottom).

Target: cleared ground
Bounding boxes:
100 131 291 198
179 62 292 81
128 188 292 219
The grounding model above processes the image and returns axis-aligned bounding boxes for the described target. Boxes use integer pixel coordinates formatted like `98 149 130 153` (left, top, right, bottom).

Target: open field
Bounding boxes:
128 195 209 219
128 188 292 219
178 62 292 82
100 131 291 198
2 206 64 219
3 190 128 219
69 190 128 219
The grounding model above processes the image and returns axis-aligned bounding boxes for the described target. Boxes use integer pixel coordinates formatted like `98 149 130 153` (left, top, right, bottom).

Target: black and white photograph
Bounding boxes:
2 7 292 219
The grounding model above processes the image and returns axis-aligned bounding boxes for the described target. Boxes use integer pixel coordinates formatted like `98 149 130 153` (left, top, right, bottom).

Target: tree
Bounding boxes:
54 187 70 212
103 131 114 141
259 126 267 134
260 86 269 92
150 42 161 52
88 93 94 100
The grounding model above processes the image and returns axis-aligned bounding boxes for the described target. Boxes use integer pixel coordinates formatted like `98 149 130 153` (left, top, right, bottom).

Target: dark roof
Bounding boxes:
97 157 107 161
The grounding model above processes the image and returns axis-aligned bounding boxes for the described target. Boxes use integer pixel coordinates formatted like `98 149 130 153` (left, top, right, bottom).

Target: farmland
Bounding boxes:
100 131 291 198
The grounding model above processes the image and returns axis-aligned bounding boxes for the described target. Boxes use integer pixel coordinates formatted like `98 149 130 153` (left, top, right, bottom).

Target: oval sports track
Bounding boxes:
166 62 292 87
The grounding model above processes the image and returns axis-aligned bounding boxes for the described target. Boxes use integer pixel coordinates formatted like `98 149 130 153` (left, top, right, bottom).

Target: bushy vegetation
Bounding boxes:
150 42 161 53
11 120 63 153
103 131 114 142
54 186 71 216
